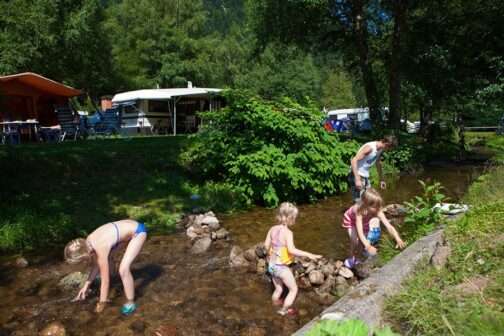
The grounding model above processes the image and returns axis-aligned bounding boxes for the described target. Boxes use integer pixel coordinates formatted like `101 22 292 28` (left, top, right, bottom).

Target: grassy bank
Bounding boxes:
384 163 504 335
0 137 244 252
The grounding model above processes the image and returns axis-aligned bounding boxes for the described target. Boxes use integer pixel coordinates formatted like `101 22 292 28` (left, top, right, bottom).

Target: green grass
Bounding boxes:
0 137 245 252
384 165 504 336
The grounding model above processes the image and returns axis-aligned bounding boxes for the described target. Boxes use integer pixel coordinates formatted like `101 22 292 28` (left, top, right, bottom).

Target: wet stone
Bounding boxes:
129 320 146 334
190 237 212 254
308 270 324 285
338 266 354 279
58 272 87 289
15 257 29 268
154 324 177 336
38 321 66 336
254 244 267 259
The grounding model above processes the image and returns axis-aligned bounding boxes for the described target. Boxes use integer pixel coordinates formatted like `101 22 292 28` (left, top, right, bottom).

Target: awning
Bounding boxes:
112 88 221 104
0 72 82 97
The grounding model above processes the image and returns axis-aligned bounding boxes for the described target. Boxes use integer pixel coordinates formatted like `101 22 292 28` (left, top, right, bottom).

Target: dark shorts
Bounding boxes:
347 173 371 202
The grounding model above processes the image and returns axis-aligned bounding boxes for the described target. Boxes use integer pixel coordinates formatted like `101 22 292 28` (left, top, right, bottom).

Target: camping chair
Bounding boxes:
55 106 80 141
93 107 121 136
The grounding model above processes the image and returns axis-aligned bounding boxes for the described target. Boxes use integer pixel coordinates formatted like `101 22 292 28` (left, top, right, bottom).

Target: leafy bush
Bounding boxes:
306 319 399 336
403 180 446 237
379 180 447 263
183 90 359 206
0 211 75 251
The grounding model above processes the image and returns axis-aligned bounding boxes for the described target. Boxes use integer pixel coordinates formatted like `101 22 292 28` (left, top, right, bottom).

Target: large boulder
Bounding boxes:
190 237 212 254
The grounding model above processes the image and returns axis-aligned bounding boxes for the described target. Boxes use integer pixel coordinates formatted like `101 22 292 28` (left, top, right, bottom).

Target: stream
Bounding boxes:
0 164 482 336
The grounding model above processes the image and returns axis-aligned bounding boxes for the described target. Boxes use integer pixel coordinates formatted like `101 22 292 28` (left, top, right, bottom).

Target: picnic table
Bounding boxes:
0 120 40 142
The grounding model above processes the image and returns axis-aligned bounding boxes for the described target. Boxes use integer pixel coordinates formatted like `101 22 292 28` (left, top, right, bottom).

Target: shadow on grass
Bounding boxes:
0 137 244 252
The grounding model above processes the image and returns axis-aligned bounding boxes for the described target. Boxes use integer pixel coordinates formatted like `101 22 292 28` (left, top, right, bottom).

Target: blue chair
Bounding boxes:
93 107 121 135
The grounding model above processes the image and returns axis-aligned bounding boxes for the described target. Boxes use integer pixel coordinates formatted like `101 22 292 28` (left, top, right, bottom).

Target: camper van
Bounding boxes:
111 87 222 135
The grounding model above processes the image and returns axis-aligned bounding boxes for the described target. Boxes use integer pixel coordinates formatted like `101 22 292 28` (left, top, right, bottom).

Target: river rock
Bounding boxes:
243 248 257 262
201 216 220 230
39 322 65 336
215 228 229 240
334 260 344 271
229 246 249 268
383 203 407 218
15 257 29 268
431 244 451 270
354 262 372 279
256 259 266 274
308 270 324 285
338 266 354 279
186 226 201 240
58 272 87 289
254 244 267 259
191 237 212 254
334 281 350 297
295 276 309 289
305 262 316 274
318 275 336 294
321 263 335 276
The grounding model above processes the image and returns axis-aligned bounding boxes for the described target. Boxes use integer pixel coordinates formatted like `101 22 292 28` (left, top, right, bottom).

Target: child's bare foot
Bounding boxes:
277 307 298 316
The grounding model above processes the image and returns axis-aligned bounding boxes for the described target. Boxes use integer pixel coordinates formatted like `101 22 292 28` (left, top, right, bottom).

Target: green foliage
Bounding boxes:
386 198 504 335
380 180 446 263
0 0 116 94
0 212 74 251
403 180 446 236
306 319 399 336
0 137 245 253
183 90 359 206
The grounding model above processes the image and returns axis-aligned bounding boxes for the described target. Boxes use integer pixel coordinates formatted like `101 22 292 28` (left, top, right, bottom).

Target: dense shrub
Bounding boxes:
182 90 359 206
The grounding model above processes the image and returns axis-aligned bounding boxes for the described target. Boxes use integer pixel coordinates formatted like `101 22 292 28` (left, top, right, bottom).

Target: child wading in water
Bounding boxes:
64 219 147 315
342 188 406 268
264 202 322 316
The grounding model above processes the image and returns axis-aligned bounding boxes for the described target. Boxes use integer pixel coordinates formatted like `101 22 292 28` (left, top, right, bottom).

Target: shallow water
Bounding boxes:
0 165 482 335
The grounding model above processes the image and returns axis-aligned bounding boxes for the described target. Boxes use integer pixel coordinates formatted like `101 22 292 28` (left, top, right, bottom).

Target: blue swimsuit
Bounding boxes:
111 221 147 250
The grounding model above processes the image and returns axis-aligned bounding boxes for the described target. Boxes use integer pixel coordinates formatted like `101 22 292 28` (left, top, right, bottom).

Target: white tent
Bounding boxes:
111 88 222 135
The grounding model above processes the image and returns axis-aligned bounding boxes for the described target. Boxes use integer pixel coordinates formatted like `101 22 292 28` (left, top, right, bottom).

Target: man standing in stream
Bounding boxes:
348 135 398 202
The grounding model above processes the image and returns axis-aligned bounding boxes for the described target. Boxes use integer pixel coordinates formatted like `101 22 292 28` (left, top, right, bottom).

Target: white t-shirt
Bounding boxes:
356 141 382 178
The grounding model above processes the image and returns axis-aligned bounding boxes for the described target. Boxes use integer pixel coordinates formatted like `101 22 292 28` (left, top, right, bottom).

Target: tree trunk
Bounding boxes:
351 0 380 125
388 0 407 131
420 100 433 137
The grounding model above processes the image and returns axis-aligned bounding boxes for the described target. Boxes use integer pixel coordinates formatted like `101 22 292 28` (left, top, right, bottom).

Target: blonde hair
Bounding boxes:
357 188 383 216
276 202 299 226
64 238 92 264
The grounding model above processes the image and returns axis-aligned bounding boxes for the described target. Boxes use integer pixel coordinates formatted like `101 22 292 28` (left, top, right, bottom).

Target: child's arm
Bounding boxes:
285 230 322 260
356 214 377 255
95 251 111 312
72 263 99 302
264 228 272 251
378 211 406 249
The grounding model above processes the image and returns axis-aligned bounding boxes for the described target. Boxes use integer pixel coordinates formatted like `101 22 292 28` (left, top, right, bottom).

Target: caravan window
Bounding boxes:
149 100 170 113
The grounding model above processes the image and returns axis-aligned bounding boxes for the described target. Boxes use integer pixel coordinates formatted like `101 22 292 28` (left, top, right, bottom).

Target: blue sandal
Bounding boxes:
121 303 137 316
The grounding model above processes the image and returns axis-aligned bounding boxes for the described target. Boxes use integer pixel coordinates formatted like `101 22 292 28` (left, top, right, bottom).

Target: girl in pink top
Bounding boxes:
342 188 406 268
